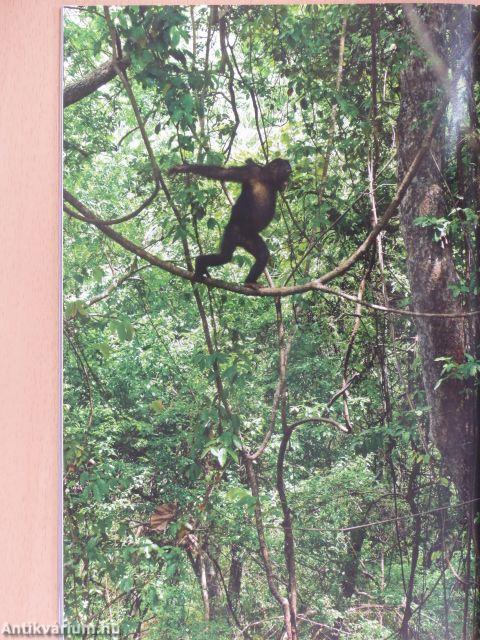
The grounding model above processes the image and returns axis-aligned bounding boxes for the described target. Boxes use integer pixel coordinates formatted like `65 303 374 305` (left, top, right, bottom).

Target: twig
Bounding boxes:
86 261 144 306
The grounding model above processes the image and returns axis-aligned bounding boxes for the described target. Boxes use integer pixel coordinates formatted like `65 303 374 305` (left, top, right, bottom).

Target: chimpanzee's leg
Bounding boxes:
241 233 270 284
194 223 239 279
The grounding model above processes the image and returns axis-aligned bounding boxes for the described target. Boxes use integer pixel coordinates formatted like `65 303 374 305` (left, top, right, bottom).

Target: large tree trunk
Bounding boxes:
397 5 476 501
341 527 366 599
227 543 243 610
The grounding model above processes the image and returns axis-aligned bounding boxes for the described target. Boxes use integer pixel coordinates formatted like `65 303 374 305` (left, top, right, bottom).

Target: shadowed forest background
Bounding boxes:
63 5 480 639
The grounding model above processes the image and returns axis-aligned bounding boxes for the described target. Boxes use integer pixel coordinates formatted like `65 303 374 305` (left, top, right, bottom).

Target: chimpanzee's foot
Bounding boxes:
244 281 264 290
193 270 208 283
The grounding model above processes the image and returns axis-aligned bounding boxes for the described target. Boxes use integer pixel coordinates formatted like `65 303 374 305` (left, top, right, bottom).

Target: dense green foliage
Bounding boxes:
64 5 477 638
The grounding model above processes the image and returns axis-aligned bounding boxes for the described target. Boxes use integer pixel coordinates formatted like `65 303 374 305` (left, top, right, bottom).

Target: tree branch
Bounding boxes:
64 58 130 108
64 192 480 317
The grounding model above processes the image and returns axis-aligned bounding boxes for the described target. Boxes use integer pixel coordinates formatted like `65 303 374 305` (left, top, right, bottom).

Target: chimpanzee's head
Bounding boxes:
266 158 292 190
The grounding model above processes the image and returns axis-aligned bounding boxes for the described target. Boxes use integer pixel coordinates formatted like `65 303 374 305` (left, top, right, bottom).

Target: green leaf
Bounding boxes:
214 447 228 467
150 399 164 414
92 267 105 283
65 300 89 319
119 575 133 593
94 342 111 358
232 434 243 450
111 319 135 342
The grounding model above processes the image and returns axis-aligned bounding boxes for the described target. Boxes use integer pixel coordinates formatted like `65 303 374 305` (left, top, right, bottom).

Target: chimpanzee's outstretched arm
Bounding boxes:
169 163 258 183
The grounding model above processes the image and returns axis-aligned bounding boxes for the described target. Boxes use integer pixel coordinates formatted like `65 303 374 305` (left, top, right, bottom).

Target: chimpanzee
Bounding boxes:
169 158 292 286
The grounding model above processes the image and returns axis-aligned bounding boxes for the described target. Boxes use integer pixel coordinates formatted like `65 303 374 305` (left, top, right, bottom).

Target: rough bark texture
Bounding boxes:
227 543 243 607
397 5 476 500
64 58 130 108
341 527 366 599
205 555 221 619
